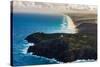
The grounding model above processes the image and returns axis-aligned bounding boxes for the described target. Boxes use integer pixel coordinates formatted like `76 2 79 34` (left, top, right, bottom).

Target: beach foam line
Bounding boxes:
29 54 63 64
22 43 35 54
73 59 96 63
60 15 78 34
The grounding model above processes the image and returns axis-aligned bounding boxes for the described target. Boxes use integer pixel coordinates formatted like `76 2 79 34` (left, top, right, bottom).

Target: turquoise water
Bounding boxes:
12 13 64 66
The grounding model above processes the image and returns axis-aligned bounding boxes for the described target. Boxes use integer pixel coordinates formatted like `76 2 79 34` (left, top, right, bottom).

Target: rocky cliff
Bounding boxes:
25 33 97 62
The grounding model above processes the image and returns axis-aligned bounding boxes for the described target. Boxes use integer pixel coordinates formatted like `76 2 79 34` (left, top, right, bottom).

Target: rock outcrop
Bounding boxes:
77 23 97 34
25 33 97 62
27 39 72 62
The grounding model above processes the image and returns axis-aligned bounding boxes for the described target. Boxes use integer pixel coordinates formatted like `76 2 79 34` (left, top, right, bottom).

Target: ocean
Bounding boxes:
12 13 64 66
11 13 96 66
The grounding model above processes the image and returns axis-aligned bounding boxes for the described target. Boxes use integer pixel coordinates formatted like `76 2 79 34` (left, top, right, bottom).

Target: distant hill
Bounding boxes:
77 23 97 34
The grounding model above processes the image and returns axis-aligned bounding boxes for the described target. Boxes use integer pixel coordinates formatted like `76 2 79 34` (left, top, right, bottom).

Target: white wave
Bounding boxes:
22 43 35 54
30 54 62 63
21 42 62 63
73 59 96 63
27 43 35 46
60 15 78 34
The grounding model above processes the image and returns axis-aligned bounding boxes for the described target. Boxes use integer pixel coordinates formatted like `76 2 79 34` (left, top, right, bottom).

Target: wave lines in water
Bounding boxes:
22 43 35 54
60 15 78 33
17 42 61 66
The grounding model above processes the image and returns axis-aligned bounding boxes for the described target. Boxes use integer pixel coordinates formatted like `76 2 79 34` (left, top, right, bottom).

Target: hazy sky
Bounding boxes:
61 0 97 5
15 0 97 5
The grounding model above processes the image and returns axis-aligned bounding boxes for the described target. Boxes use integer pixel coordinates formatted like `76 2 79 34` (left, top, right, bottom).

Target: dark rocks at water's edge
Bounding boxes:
25 32 97 63
27 39 73 62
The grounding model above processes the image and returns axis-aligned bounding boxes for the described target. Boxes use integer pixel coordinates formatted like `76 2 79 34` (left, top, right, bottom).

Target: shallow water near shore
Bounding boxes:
12 13 65 66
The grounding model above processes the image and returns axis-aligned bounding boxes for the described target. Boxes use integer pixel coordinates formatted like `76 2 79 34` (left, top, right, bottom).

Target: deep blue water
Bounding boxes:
12 13 64 66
